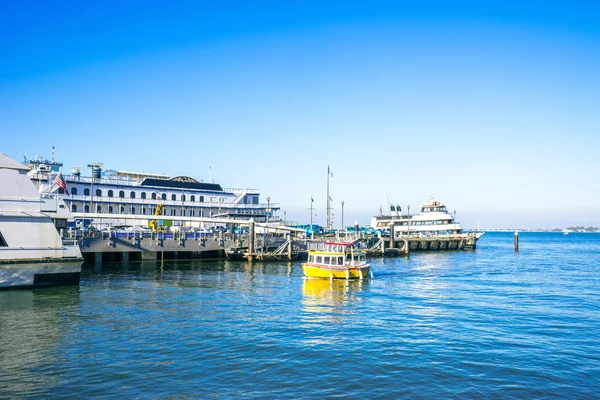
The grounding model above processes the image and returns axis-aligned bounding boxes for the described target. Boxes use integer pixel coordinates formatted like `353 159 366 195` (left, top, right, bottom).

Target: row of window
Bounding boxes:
378 220 452 227
307 254 367 265
68 200 265 215
71 204 206 217
61 187 209 202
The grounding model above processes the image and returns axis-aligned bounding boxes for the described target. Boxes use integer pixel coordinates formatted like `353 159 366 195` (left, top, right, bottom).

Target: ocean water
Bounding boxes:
1 232 599 399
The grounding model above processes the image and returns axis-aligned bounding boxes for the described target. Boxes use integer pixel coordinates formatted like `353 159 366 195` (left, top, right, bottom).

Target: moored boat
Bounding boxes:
371 197 484 251
302 241 371 280
0 153 82 289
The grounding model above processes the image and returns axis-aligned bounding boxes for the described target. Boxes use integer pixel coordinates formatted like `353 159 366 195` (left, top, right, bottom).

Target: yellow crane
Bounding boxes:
148 204 164 232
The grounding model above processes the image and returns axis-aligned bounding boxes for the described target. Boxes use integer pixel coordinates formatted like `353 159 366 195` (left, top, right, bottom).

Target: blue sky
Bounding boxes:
2 1 599 229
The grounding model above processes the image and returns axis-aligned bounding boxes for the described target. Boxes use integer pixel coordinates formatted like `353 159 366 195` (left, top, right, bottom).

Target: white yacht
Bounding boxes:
370 197 483 245
0 153 82 289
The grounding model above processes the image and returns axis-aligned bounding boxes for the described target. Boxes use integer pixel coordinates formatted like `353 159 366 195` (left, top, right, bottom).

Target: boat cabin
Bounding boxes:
421 200 448 213
307 242 367 267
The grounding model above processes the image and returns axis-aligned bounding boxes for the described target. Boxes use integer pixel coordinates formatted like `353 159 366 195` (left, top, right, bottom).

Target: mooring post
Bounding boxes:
249 219 255 255
287 233 292 259
389 222 395 249
514 231 519 252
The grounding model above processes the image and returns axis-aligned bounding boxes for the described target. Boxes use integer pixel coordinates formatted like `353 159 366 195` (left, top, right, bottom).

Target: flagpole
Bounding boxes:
310 197 313 227
326 165 330 229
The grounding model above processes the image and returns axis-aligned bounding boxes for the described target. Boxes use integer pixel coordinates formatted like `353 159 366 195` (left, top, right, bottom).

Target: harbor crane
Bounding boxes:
148 204 164 232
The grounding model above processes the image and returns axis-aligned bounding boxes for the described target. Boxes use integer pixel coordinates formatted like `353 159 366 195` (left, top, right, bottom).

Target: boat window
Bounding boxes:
0 232 8 247
199 196 204 203
120 206 125 214
96 189 102 197
171 194 176 201
119 191 125 198
338 256 344 265
130 191 136 199
84 205 90 213
96 205 101 213
84 188 90 196
151 193 157 200
182 195 186 202
316 255 323 263
141 192 146 199
324 256 331 264
191 210 195 217
58 188 65 194
142 208 146 215
131 208 135 214
72 204 77 212
71 187 77 195
109 206 113 214
161 194 167 201
190 195 195 202
108 190 113 197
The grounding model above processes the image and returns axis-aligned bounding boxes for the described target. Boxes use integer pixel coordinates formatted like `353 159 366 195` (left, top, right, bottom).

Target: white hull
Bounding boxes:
0 261 81 289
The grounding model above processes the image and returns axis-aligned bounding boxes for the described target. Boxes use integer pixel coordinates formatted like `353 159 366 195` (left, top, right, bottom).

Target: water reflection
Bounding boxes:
302 278 365 309
0 287 81 397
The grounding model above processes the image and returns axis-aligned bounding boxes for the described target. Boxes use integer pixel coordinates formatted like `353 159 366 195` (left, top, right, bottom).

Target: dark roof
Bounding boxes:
140 177 223 191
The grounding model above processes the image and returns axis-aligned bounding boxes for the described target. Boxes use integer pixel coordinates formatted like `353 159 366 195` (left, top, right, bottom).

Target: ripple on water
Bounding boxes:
1 233 599 398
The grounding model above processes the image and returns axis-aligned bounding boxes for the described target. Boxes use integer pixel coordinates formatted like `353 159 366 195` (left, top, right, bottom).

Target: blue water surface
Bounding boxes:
1 232 599 399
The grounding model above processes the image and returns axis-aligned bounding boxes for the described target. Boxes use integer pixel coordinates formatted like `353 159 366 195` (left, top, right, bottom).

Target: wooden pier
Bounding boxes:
73 227 481 264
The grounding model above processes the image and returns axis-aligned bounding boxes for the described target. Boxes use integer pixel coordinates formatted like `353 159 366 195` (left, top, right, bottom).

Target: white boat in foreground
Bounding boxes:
0 153 82 289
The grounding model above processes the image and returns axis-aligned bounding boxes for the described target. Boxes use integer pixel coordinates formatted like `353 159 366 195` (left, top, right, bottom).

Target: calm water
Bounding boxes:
1 232 599 399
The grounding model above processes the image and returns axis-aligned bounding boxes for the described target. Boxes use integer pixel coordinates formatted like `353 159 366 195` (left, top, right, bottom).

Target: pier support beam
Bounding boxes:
94 252 102 265
122 252 129 262
389 222 395 249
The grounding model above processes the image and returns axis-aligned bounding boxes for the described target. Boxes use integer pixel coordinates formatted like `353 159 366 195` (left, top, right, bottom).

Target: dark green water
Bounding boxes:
1 232 599 399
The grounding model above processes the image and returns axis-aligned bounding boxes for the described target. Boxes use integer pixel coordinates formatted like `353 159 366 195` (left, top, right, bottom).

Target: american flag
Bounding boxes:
55 172 69 196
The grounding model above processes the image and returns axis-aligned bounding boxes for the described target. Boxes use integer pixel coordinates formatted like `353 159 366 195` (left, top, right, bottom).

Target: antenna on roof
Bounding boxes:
23 149 27 163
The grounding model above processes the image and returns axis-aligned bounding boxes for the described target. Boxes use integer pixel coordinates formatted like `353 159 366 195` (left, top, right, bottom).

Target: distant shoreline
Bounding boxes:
482 230 600 233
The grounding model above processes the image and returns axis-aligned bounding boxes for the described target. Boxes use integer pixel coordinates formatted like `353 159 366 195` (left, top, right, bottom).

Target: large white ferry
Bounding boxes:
371 198 462 235
370 197 483 250
25 156 280 230
0 153 82 289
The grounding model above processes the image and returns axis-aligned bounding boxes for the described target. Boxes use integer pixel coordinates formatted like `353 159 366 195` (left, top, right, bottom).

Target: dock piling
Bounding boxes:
514 231 519 252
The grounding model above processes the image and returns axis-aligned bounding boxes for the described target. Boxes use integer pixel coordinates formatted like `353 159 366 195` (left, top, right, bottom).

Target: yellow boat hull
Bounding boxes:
302 264 371 279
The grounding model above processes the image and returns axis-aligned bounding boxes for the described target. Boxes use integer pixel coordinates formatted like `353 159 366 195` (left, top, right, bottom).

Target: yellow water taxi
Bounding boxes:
302 241 371 280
